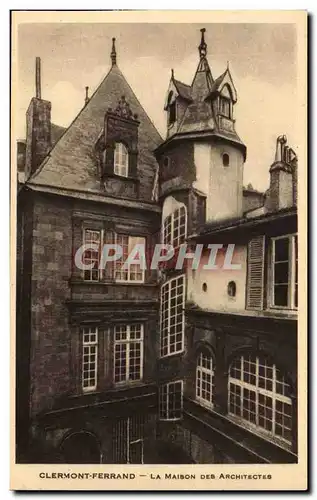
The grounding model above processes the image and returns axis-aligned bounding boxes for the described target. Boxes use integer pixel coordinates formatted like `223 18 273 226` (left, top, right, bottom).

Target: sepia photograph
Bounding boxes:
11 10 307 490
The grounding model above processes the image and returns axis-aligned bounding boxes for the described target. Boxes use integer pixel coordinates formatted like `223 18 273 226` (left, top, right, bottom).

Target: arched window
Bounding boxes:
228 355 293 444
163 205 187 247
114 142 129 177
196 351 215 409
222 153 230 167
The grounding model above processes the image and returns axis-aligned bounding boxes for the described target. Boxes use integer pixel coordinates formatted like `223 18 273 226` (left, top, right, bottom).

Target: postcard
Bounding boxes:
11 10 307 491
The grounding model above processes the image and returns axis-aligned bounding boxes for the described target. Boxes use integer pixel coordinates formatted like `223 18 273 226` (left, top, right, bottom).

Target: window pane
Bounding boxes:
274 262 289 284
114 142 128 177
274 238 289 262
274 285 289 306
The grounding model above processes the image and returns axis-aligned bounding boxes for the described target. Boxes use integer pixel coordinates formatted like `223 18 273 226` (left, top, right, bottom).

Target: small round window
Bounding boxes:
227 281 236 297
202 282 208 292
222 153 230 167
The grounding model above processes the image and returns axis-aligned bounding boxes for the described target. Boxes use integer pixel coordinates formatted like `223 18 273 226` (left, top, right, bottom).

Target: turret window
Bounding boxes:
114 142 129 177
167 91 176 126
160 275 185 357
169 102 176 126
222 153 230 167
219 97 231 118
163 205 187 248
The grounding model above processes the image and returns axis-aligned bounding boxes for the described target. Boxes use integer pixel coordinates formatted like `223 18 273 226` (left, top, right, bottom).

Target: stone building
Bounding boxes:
16 30 298 464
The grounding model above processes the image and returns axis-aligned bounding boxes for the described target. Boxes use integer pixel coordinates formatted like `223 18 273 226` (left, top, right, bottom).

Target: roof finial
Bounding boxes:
199 28 207 58
227 60 230 70
111 37 117 66
171 68 174 80
35 57 41 99
85 86 89 105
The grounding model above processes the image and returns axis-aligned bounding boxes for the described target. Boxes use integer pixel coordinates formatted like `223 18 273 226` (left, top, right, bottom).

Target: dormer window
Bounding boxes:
169 102 176 126
114 142 129 177
167 91 176 126
219 96 231 118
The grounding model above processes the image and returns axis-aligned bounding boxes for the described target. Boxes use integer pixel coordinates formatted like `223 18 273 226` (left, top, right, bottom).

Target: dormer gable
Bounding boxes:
95 95 140 197
164 70 193 137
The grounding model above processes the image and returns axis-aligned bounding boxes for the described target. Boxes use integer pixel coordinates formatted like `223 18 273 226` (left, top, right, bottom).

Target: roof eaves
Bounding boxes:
25 183 162 213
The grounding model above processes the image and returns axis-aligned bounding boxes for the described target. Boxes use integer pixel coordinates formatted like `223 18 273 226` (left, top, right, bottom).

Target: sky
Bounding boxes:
17 23 298 191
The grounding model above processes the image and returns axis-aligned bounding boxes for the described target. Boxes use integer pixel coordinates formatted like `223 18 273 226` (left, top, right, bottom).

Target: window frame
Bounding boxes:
82 228 103 282
114 233 146 284
167 91 176 127
219 96 231 118
82 327 98 393
270 234 298 310
222 152 230 167
228 355 293 446
113 324 144 385
162 205 187 248
114 142 129 178
160 274 185 358
159 380 183 421
196 351 215 410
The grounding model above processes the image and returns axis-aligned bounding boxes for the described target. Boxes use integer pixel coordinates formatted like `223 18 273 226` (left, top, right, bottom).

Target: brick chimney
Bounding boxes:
268 135 297 211
24 57 51 179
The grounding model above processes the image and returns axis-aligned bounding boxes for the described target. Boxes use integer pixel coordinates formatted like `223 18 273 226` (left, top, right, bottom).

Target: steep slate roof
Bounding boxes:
173 79 192 102
51 123 66 145
27 63 162 202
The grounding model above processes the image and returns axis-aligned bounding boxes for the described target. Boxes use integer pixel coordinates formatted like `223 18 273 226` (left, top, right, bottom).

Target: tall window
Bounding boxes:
114 142 129 177
82 327 98 392
219 97 231 118
271 234 298 309
169 102 176 125
228 355 293 444
159 380 183 420
83 229 101 281
113 415 145 463
167 91 176 126
115 234 145 283
163 206 187 248
114 324 144 384
196 352 215 409
160 275 185 357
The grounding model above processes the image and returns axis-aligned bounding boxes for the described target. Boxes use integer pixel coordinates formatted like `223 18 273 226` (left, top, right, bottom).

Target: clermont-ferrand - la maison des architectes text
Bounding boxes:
16 29 298 464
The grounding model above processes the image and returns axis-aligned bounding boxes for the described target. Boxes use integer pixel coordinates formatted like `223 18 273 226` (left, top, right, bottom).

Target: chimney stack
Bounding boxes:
268 135 297 211
24 57 51 179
